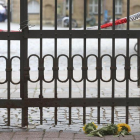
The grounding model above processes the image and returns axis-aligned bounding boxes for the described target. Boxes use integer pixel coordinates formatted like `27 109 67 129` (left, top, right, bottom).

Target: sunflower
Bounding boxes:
82 124 86 133
83 122 98 134
92 122 98 129
117 123 131 132
117 126 122 132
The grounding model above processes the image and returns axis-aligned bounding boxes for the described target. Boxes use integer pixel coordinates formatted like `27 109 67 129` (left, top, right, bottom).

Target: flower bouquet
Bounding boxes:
117 123 131 137
83 122 131 138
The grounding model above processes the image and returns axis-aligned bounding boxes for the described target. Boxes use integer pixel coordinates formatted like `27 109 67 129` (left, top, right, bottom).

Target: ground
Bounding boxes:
0 131 139 140
0 23 140 136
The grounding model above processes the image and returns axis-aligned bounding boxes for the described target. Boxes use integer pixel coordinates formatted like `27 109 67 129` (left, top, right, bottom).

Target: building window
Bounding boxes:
89 0 103 14
28 0 40 14
66 0 69 10
65 0 73 14
115 0 122 14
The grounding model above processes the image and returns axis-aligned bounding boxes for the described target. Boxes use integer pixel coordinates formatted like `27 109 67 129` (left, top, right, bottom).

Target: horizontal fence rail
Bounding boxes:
0 0 139 127
0 30 140 40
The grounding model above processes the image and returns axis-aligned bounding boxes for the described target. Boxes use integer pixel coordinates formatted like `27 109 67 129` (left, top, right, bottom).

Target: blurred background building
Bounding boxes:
0 0 6 6
7 0 140 28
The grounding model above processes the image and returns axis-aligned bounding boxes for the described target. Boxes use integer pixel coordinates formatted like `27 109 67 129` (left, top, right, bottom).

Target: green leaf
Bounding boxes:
87 133 94 137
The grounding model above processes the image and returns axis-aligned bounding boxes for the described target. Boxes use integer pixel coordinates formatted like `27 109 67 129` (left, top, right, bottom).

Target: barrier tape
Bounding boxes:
0 12 140 32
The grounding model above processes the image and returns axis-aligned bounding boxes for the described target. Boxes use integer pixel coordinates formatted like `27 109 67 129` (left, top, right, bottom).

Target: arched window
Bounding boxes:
115 0 122 14
28 0 40 14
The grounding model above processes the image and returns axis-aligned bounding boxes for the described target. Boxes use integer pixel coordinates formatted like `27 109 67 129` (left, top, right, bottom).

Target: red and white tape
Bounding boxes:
86 12 140 30
0 12 140 32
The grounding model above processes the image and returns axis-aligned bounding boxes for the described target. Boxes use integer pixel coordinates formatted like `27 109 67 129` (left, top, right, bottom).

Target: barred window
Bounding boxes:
115 0 122 14
28 0 40 14
89 0 103 14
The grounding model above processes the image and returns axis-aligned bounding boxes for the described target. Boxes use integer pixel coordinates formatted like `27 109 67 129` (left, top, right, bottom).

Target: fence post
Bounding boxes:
20 0 28 127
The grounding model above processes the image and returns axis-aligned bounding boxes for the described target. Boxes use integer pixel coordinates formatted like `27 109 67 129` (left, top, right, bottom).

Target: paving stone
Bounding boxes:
88 137 104 140
27 138 42 140
119 135 134 140
134 135 140 138
14 132 43 139
134 135 140 140
12 135 28 139
74 139 89 140
0 132 14 140
74 133 91 139
59 132 74 138
104 136 119 140
12 138 26 140
43 139 73 140
0 137 11 140
0 132 14 135
44 131 59 138
15 131 43 136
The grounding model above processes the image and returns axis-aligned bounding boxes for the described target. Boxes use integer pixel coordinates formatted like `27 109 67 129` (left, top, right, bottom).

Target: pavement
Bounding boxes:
0 23 140 135
0 131 139 140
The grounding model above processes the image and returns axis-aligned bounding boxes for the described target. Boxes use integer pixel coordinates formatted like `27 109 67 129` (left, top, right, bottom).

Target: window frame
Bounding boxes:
115 0 122 15
28 0 40 14
89 0 103 15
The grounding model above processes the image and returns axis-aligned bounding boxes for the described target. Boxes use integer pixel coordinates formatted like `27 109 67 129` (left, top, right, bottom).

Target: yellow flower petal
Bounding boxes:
117 123 131 132
92 122 98 128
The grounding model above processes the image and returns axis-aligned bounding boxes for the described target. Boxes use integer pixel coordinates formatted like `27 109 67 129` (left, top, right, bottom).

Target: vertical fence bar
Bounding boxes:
54 0 57 125
83 0 87 125
111 0 115 124
68 0 72 125
7 0 10 126
20 0 28 127
138 38 140 87
138 38 140 89
126 0 130 124
97 0 101 124
69 0 72 125
39 0 43 125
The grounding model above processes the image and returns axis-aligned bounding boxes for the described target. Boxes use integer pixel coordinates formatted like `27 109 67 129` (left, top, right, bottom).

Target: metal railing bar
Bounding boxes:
111 0 116 124
55 0 57 30
40 0 43 30
127 0 130 30
84 0 86 30
138 38 140 87
69 36 72 124
69 0 72 30
83 0 87 125
69 0 72 125
112 0 115 30
0 98 140 107
20 0 28 127
12 30 140 39
97 0 101 124
7 0 11 126
54 0 58 125
39 0 43 125
98 0 101 30
126 0 130 124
